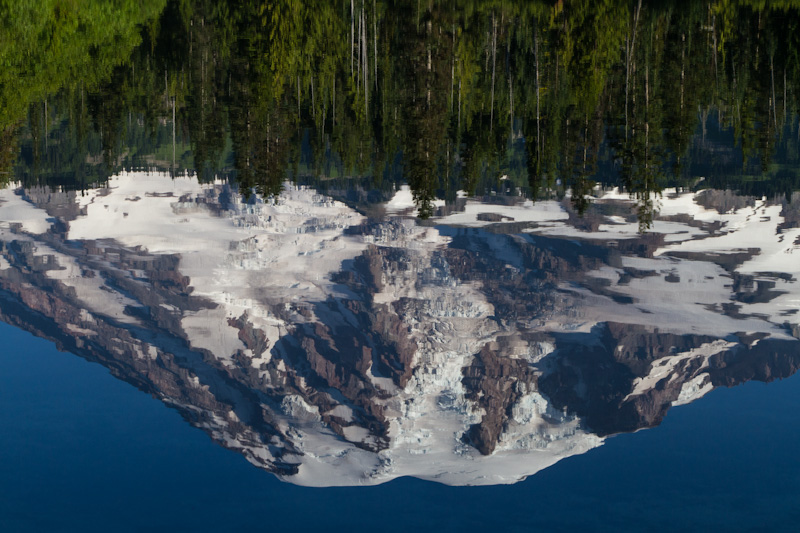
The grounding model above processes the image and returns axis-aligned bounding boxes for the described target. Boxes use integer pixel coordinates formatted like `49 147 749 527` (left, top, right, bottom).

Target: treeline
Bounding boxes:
0 0 167 185
3 0 800 219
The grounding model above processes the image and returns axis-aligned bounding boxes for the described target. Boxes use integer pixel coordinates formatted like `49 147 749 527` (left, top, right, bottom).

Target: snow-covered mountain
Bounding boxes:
0 172 797 486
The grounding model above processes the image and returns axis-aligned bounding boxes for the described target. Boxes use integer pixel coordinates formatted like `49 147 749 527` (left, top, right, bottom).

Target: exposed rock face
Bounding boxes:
0 244 302 475
708 339 800 386
695 189 756 214
539 324 716 435
1 172 799 486
21 186 86 222
462 343 538 455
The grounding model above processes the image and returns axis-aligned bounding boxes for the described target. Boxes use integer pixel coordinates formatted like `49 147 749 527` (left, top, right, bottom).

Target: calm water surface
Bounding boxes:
3 320 800 531
2 0 800 530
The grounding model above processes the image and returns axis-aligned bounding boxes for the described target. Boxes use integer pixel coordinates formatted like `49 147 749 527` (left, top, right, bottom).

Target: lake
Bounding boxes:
1 0 800 530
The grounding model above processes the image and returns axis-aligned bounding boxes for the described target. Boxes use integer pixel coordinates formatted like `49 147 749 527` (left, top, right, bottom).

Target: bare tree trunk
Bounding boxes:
427 36 431 106
508 33 513 137
172 96 176 174
357 7 362 85
509 73 513 137
712 11 719 88
771 53 778 130
583 116 588 172
451 24 455 112
490 13 497 132
534 22 540 159
351 0 355 76
645 62 649 168
458 79 462 134
625 0 642 138
333 73 336 126
363 8 368 117
680 33 685 113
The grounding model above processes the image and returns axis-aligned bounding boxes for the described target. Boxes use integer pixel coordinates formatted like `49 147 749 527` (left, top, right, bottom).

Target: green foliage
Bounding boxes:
0 0 166 128
4 0 800 224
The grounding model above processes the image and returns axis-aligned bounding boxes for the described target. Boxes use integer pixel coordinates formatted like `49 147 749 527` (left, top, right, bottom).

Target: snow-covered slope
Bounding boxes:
0 174 798 486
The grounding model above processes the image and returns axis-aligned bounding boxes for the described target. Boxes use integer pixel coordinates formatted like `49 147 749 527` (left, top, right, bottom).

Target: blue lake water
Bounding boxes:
2 320 799 532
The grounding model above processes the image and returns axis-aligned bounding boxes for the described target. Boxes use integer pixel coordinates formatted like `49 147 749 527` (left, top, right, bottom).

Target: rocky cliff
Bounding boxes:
0 174 798 486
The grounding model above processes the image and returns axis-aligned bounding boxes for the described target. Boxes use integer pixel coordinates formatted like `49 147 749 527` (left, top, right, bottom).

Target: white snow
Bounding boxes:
2 176 799 487
431 198 569 227
384 185 446 216
65 172 370 360
0 186 53 234
625 340 735 400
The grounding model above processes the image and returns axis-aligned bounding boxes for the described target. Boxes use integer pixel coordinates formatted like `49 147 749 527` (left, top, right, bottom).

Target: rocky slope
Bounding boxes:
0 174 798 486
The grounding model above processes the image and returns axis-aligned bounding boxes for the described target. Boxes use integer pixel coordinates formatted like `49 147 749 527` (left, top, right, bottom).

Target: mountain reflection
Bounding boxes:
0 172 798 486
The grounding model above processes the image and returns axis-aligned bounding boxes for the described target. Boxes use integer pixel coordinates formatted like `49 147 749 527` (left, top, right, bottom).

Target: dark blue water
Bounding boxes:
1 320 799 532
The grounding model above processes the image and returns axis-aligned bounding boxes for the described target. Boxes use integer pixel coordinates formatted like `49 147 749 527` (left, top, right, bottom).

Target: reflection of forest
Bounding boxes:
3 0 800 222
